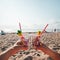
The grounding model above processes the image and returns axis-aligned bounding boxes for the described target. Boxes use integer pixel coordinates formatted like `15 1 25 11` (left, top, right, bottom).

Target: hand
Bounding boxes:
32 36 41 49
0 39 28 60
13 39 28 51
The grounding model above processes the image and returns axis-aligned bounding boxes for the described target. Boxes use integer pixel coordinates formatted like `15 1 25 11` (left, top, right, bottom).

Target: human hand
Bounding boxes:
13 39 28 51
32 36 43 50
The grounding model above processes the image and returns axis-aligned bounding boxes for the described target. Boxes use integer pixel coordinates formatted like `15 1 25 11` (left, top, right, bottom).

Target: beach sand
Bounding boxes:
0 32 60 60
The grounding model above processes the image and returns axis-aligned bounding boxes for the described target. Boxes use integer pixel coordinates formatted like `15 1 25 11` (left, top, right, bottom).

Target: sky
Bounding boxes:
0 0 60 32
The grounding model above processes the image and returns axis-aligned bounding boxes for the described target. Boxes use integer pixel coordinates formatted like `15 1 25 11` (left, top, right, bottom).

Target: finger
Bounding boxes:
14 39 21 46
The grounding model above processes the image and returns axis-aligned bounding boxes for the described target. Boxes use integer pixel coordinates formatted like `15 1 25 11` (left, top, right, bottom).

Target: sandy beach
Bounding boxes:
0 32 60 60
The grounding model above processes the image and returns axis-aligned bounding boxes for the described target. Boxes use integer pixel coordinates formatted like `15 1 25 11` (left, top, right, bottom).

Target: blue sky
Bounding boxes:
0 0 60 32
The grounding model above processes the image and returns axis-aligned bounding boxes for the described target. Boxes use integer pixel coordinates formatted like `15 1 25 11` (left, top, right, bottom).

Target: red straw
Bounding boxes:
37 24 48 37
19 22 25 39
41 24 48 35
19 22 22 31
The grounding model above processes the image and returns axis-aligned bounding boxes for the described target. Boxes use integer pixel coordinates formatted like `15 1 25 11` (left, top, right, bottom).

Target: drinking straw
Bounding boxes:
19 22 22 31
40 24 48 35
